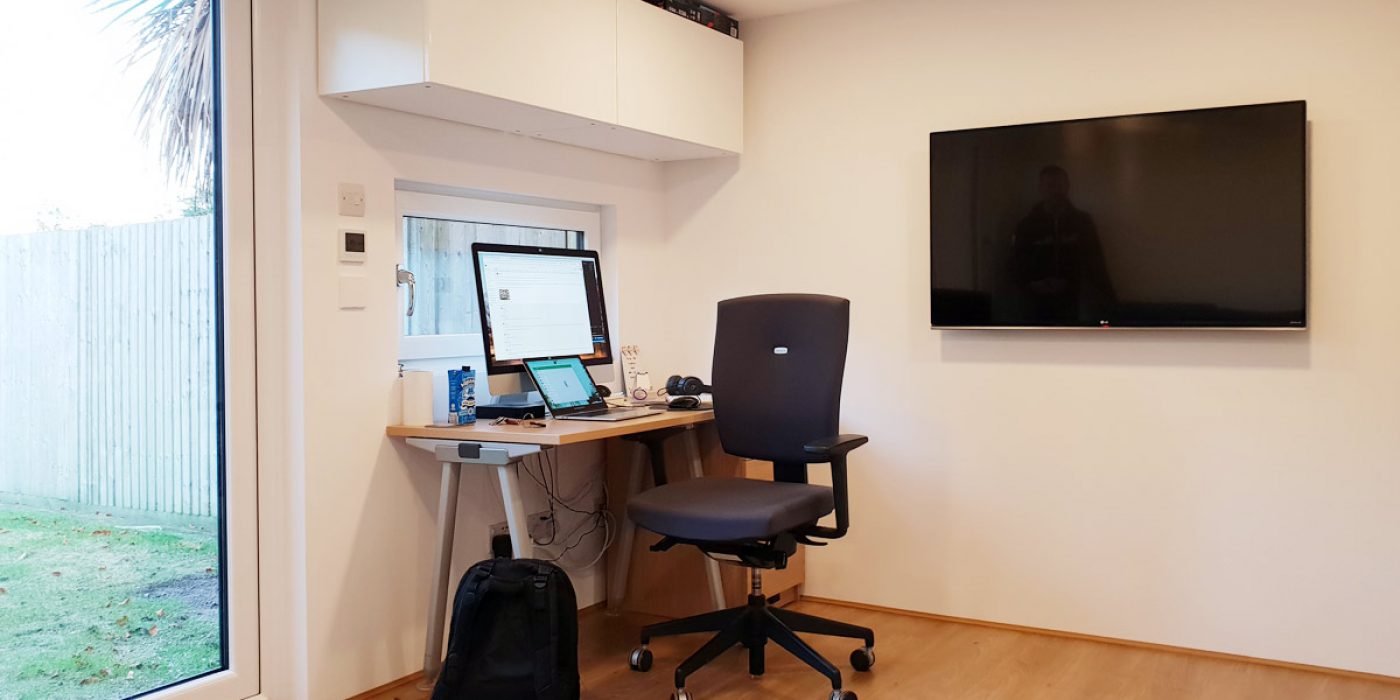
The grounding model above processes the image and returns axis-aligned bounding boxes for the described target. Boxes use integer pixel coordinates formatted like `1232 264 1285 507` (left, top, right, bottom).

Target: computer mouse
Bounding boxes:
668 396 701 410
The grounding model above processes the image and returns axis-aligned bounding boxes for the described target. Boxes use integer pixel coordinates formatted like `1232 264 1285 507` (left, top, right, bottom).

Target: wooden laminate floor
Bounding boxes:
364 600 1400 700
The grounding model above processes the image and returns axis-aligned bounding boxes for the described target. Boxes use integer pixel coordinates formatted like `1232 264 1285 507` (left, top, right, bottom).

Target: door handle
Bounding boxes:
396 265 416 317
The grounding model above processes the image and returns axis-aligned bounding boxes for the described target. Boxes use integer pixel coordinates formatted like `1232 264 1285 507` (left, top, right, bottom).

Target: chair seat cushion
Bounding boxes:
627 478 835 542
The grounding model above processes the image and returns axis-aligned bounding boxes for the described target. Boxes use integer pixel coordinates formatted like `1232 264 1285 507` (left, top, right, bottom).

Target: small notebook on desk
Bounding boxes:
605 395 712 410
665 395 713 410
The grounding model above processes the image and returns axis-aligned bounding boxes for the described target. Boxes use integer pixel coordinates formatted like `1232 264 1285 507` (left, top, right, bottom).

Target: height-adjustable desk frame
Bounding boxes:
388 411 726 683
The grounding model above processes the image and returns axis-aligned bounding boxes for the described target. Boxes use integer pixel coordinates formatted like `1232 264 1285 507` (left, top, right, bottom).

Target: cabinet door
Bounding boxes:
617 0 743 153
426 0 618 124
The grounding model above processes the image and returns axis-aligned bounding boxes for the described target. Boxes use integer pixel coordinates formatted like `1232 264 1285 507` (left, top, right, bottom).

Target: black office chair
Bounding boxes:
625 294 873 700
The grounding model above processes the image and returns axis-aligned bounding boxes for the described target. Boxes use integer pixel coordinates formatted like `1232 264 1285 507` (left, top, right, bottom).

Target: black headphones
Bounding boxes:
665 375 712 396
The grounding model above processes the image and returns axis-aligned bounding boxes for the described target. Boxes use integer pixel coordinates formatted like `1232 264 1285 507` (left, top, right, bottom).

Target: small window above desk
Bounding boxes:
396 191 596 361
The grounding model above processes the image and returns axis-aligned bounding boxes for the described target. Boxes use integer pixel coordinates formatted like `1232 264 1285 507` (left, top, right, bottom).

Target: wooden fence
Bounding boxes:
0 217 218 517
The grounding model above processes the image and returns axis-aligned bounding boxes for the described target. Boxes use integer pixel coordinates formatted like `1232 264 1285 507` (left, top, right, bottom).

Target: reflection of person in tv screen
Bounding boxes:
1009 165 1117 321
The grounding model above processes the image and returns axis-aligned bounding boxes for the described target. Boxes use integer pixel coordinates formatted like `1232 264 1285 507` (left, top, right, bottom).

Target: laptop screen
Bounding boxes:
524 357 601 412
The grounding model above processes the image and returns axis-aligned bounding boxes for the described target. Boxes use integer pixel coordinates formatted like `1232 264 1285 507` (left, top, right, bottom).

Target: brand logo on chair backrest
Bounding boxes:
773 346 789 355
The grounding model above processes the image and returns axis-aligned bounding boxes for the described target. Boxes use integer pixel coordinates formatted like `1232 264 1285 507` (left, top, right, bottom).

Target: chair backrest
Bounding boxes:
711 294 850 467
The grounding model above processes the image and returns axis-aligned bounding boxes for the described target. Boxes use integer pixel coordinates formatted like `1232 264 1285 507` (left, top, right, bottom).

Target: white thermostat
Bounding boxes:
339 229 367 263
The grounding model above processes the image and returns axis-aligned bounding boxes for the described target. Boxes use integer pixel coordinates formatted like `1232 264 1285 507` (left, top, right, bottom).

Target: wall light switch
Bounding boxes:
338 183 366 217
338 270 368 310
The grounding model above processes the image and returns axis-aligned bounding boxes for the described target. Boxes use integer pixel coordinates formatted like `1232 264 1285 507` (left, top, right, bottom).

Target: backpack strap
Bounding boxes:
530 562 560 698
435 561 496 692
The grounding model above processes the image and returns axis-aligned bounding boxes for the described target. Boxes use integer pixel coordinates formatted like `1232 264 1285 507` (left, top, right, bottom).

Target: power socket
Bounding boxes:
528 511 556 543
489 510 555 548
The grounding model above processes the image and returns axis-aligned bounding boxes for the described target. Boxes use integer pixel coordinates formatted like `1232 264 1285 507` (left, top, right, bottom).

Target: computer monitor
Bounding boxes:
471 243 614 399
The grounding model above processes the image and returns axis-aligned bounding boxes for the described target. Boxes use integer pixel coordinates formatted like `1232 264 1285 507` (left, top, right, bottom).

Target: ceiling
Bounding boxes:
712 0 866 21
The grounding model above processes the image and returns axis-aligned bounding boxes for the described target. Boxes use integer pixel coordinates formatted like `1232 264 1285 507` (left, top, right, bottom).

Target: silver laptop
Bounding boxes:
522 357 661 422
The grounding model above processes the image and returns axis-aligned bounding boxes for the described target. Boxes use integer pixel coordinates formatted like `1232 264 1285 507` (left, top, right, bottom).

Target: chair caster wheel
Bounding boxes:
673 689 694 700
850 645 875 672
829 690 857 700
629 646 653 672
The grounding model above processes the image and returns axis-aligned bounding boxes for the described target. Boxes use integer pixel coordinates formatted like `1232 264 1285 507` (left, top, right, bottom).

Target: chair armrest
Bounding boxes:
796 434 868 543
803 434 869 460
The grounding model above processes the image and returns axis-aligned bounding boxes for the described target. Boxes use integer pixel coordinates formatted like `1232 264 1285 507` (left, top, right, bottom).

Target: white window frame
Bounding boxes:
395 190 601 361
143 0 259 698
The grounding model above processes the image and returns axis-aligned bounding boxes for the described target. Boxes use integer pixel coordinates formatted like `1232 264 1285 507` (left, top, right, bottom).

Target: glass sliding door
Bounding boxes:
0 1 257 698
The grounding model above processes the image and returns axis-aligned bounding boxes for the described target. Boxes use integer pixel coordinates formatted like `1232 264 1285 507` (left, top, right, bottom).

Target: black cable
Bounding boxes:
521 449 613 561
520 457 559 545
540 511 606 563
537 450 597 517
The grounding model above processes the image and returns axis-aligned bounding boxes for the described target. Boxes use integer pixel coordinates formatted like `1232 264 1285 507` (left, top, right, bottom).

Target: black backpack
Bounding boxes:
431 559 580 700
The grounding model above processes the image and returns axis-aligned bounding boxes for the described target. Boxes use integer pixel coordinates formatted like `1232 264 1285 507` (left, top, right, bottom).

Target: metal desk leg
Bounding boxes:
423 460 462 684
686 427 728 611
607 442 648 613
496 463 533 557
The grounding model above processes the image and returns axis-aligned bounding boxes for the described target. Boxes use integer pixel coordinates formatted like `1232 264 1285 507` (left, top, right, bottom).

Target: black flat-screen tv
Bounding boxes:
929 101 1307 329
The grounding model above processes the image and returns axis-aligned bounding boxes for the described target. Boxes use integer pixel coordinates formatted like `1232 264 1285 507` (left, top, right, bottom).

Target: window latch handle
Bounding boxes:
396 265 416 317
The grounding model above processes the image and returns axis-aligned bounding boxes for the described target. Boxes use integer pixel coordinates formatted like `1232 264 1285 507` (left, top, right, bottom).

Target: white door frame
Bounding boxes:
143 0 260 698
249 0 307 696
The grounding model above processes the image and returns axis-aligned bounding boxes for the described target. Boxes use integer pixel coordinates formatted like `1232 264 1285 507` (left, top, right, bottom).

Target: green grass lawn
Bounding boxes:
0 502 221 700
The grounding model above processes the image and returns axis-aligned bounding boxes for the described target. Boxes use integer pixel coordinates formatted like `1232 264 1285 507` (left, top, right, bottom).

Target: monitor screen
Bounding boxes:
473 243 613 374
929 101 1307 329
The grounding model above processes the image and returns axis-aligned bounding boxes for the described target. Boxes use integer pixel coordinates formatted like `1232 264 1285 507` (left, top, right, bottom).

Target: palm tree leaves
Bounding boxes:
92 0 214 201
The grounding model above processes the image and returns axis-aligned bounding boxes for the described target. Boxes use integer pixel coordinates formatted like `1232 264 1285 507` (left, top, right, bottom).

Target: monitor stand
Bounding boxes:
479 374 547 420
488 392 539 407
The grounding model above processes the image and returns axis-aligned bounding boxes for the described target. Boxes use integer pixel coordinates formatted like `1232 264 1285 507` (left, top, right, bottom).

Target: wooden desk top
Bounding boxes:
386 410 714 446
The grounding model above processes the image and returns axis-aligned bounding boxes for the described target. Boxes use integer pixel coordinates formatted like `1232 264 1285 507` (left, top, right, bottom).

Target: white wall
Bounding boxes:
255 0 1400 693
658 0 1400 677
255 2 676 697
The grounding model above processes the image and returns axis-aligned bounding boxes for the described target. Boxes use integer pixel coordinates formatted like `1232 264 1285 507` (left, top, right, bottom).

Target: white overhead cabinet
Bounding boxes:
617 0 743 154
319 0 743 161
